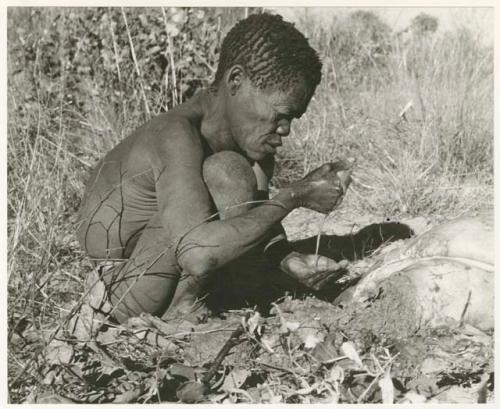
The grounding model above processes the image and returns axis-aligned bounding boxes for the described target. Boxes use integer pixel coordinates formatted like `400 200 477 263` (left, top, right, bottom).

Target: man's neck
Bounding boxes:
198 88 239 153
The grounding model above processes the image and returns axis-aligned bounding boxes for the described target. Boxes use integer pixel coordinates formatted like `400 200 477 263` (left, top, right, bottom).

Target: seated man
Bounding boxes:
76 14 410 323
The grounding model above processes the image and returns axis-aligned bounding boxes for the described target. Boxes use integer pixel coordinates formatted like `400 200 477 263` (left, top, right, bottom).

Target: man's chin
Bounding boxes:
246 150 273 161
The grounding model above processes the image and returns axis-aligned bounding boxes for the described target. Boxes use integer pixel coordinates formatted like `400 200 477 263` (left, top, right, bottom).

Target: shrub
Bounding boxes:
410 12 439 34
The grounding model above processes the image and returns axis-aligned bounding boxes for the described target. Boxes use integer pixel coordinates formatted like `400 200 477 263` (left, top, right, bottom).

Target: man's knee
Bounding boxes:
203 151 258 219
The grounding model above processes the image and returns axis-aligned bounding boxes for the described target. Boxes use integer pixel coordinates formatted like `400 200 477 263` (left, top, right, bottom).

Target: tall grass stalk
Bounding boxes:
161 7 179 106
121 8 151 118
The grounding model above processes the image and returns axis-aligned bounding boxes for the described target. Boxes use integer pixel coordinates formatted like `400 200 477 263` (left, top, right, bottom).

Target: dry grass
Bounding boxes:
7 7 493 403
279 15 493 217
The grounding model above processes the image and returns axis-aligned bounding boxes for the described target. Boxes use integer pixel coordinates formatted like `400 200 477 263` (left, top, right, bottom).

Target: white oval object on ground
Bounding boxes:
337 209 494 331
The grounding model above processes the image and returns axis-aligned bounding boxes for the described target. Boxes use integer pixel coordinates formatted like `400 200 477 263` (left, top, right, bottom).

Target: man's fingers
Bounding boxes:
337 259 349 269
307 268 344 290
281 255 309 277
306 256 348 290
313 256 336 272
306 255 346 272
280 253 349 291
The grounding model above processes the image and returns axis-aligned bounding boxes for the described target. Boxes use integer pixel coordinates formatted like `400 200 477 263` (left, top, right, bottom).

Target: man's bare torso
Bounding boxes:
76 103 272 261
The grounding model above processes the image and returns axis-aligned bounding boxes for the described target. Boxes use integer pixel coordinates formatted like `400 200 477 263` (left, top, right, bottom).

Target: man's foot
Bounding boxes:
162 294 211 324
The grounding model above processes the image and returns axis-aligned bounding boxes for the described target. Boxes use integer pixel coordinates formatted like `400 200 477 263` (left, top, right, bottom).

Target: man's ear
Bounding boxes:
226 65 246 95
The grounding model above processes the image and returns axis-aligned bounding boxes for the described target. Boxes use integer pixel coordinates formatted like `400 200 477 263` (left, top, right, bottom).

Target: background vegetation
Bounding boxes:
7 7 493 402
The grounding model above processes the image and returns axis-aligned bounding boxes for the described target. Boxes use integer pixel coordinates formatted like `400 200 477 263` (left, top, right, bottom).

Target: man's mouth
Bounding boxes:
265 143 281 154
265 137 282 152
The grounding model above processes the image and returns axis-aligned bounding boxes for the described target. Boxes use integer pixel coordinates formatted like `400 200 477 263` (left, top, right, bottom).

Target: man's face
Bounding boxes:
226 77 313 161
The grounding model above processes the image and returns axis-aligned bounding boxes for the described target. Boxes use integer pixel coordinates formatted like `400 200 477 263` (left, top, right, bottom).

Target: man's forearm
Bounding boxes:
176 188 298 274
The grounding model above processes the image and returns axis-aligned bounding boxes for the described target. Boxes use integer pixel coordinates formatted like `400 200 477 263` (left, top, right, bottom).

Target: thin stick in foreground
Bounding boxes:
201 324 246 385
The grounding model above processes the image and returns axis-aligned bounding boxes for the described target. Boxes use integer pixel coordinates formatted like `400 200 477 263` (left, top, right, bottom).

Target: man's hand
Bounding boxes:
279 251 348 291
288 160 353 214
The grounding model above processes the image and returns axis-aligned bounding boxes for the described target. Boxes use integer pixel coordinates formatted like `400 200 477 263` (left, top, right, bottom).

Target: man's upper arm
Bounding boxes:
149 117 213 238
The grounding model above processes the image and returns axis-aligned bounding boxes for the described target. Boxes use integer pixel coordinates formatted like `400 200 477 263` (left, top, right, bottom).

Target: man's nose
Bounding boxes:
276 119 291 136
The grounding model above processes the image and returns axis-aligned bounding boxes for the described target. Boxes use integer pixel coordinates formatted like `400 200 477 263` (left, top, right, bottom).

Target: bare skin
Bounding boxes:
76 65 352 323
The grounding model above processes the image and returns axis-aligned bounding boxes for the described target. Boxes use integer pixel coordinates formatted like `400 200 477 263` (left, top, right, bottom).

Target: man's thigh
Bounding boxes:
77 188 156 260
101 211 181 323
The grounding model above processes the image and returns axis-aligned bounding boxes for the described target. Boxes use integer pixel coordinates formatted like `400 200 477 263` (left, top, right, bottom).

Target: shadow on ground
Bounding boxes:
205 222 414 314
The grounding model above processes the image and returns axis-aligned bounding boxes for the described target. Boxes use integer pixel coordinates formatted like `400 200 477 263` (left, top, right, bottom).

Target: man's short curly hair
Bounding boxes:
213 13 322 92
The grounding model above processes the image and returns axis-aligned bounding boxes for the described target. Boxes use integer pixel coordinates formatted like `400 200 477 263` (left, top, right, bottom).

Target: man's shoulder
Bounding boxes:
103 101 205 171
132 111 204 171
127 92 206 152
142 111 201 144
110 112 196 162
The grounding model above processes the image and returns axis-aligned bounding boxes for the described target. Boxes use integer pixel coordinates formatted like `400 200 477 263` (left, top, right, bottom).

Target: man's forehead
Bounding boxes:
270 86 310 115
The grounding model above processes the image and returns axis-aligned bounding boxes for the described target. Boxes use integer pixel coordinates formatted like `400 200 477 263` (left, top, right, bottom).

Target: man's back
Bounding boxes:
76 111 201 260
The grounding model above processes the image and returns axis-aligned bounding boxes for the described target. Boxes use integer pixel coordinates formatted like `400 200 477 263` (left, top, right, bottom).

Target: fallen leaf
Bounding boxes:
123 316 148 329
100 361 125 377
12 315 31 337
269 395 283 403
278 317 300 334
246 311 261 335
430 385 477 403
328 365 344 384
296 323 325 350
41 369 57 385
86 275 112 313
311 336 339 363
95 326 120 345
165 23 179 37
221 368 250 392
113 389 141 403
169 363 196 381
420 356 447 374
304 333 323 349
295 382 318 394
30 393 75 403
406 375 439 397
46 339 74 365
271 302 296 334
401 391 427 403
245 387 261 403
176 381 208 403
143 330 179 352
340 341 363 367
260 333 279 353
259 385 282 403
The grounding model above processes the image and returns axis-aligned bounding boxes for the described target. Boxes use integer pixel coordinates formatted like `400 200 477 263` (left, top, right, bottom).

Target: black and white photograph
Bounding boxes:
4 2 496 404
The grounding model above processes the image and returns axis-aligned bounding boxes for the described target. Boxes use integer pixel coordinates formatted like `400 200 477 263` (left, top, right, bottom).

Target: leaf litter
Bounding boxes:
17 286 493 403
12 215 494 404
